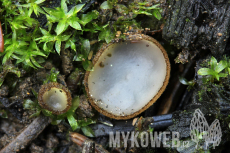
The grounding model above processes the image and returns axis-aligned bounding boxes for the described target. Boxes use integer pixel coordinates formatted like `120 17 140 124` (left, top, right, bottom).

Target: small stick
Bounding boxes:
90 114 173 137
0 21 4 52
70 132 109 153
0 115 51 153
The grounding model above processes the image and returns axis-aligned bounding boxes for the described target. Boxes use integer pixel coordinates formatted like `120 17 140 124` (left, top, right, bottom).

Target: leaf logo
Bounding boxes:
190 109 222 149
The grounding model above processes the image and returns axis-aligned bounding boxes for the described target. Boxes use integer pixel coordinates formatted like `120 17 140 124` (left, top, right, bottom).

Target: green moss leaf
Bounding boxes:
198 68 216 76
42 109 55 118
0 79 4 87
13 40 46 69
56 20 67 35
100 1 112 9
98 30 106 41
51 119 63 125
73 54 84 61
210 56 217 70
55 40 62 55
215 60 227 73
70 40 76 51
58 34 71 41
37 6 46 15
82 39 90 55
98 26 114 43
218 73 228 78
137 2 149 5
81 126 95 137
72 97 80 110
29 109 41 118
31 56 43 68
146 4 160 10
67 96 80 115
66 4 84 17
31 88 38 98
215 75 220 81
80 10 99 26
179 76 189 85
83 60 94 71
68 20 81 30
23 99 37 110
44 67 59 83
115 4 128 14
105 34 114 43
43 7 64 20
39 27 50 35
61 0 68 13
34 0 46 4
20 0 46 16
67 114 79 131
0 109 8 118
65 39 76 51
153 9 162 20
133 10 152 16
78 119 96 127
43 42 48 51
75 4 85 13
33 4 39 16
24 58 37 69
4 64 21 77
0 63 21 87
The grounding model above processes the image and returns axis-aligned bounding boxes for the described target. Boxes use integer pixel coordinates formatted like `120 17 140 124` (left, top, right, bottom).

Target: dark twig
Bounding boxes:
90 114 173 137
80 0 96 13
0 115 51 153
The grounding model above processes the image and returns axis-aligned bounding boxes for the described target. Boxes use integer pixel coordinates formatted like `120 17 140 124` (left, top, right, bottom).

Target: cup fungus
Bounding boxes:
84 34 170 120
38 82 72 114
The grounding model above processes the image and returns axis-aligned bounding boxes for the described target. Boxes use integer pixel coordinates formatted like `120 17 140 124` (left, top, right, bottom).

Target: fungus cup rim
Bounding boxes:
38 82 72 115
84 34 170 120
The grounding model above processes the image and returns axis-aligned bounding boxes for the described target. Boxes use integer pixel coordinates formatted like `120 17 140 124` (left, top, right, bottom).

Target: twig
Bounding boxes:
70 132 109 153
90 114 173 137
80 0 96 13
0 115 51 153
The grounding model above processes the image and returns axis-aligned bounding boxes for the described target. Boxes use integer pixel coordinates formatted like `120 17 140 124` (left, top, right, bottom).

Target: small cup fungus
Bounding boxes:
84 34 170 120
38 82 72 114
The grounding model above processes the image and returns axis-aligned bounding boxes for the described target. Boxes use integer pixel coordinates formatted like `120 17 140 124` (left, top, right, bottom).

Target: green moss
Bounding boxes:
185 18 190 22
198 56 229 83
1 0 162 70
0 109 8 118
196 56 230 105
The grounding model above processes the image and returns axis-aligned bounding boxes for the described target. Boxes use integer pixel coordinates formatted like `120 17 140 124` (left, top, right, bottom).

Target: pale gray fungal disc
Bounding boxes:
38 82 72 114
84 34 170 120
42 88 67 111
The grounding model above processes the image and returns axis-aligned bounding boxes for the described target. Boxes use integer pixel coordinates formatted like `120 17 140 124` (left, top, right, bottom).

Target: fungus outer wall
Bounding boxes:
87 38 169 118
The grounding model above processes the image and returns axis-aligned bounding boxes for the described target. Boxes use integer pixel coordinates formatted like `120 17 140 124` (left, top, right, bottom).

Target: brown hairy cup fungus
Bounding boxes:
38 82 72 114
84 34 170 120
